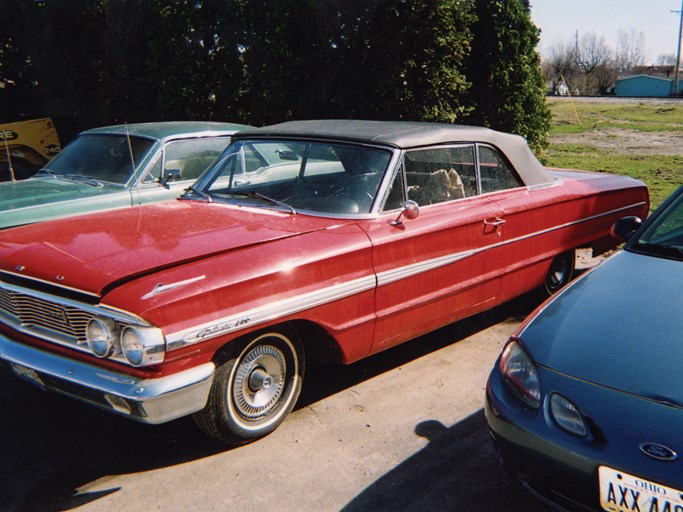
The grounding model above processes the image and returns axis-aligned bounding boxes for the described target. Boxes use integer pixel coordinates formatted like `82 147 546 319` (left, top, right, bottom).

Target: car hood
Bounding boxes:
0 176 122 210
0 200 350 296
520 250 683 406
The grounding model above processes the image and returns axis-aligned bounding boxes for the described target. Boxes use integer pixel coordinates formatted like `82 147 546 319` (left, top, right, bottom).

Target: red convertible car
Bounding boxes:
0 121 648 444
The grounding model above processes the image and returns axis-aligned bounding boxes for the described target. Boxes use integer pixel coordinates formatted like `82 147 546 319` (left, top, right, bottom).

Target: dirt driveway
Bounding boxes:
1 293 552 512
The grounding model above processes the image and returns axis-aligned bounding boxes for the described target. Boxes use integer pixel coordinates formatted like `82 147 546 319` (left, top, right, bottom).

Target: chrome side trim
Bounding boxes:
165 274 377 350
376 250 477 286
0 333 215 424
165 200 646 350
496 201 647 248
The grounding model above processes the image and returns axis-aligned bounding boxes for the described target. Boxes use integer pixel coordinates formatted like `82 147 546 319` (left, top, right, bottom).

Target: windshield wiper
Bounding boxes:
232 191 296 214
58 174 104 187
34 169 57 179
181 185 214 203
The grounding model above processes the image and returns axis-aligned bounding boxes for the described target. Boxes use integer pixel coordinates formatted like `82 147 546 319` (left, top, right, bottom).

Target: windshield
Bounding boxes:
630 191 683 260
42 134 155 184
188 139 393 215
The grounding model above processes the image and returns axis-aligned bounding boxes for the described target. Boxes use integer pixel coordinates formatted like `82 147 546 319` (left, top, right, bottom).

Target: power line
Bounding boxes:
674 0 683 96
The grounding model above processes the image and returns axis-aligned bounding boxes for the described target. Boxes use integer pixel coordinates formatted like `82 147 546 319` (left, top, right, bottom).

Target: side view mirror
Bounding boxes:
611 216 642 241
158 168 182 189
275 149 299 161
391 200 420 226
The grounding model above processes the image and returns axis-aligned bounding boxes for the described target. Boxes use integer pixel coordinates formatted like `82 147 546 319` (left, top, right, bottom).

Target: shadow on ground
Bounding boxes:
343 410 551 512
0 291 541 512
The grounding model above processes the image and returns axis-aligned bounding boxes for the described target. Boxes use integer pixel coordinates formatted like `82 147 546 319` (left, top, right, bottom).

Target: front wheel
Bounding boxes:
193 327 304 445
543 249 575 296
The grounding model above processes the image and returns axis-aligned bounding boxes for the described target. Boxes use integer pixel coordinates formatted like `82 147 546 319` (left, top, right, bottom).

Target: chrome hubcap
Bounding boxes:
249 368 273 391
232 344 286 419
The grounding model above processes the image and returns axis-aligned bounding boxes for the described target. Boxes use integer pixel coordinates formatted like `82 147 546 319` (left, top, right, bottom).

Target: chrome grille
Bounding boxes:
0 279 154 366
0 286 20 317
0 285 94 346
15 294 93 343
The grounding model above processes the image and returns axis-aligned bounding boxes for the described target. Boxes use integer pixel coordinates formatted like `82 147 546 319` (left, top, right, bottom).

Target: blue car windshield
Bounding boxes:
187 139 393 215
42 134 155 184
631 191 683 260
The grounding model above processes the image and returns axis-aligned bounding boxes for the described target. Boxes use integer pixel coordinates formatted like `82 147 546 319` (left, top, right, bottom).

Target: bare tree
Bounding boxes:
657 54 678 65
576 31 612 74
615 29 647 72
542 41 578 94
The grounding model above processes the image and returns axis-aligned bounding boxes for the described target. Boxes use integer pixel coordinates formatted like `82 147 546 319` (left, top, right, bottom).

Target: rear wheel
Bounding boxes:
194 326 304 445
543 250 575 296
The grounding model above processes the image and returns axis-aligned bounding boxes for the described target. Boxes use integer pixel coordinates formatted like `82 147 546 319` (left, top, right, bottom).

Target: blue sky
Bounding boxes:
530 0 683 63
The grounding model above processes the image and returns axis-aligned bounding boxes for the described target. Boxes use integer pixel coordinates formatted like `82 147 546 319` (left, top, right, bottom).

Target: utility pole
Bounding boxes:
675 0 683 96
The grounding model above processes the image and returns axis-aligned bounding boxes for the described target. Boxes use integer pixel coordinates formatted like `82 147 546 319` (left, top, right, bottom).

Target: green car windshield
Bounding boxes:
41 134 155 184
188 139 393 215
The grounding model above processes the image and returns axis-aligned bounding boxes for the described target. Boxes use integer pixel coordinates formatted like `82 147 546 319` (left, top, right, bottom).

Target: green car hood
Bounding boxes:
0 177 128 229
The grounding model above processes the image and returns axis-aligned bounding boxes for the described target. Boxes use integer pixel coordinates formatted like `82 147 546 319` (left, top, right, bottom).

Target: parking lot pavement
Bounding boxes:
0 293 552 512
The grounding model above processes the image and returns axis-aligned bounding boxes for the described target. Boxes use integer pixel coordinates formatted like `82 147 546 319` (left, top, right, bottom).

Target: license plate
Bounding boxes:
599 466 683 512
10 363 45 389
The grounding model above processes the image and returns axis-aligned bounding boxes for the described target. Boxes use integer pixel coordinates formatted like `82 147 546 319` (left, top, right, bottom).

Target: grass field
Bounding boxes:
543 98 683 210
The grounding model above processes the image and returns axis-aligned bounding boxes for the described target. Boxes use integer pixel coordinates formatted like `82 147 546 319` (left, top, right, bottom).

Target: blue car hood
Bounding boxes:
520 250 683 406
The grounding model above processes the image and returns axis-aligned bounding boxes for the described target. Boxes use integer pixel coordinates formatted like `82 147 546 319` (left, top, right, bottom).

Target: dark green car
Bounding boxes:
0 121 251 229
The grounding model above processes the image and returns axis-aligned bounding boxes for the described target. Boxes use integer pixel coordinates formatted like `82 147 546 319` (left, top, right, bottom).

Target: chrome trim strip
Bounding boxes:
0 332 215 424
141 275 206 300
165 274 377 350
165 200 646 349
0 270 100 299
382 201 646 286
376 250 477 286
497 201 646 247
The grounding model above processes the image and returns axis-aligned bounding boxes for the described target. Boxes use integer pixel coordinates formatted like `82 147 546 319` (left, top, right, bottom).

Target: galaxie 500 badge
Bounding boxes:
193 317 251 340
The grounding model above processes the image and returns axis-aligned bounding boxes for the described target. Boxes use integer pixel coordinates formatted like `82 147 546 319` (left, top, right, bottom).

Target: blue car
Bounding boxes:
486 185 683 512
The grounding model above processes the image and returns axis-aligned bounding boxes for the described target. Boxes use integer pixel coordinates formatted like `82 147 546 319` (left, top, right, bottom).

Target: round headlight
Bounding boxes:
86 317 118 358
121 326 145 366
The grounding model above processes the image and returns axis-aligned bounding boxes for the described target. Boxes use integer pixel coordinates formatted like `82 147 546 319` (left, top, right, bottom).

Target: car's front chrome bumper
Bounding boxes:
0 332 215 424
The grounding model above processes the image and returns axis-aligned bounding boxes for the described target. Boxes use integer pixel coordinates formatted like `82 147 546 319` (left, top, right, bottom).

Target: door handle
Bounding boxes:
484 217 506 227
484 217 505 236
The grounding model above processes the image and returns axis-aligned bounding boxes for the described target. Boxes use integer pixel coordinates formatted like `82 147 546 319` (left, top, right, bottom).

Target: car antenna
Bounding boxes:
125 122 136 176
2 129 15 181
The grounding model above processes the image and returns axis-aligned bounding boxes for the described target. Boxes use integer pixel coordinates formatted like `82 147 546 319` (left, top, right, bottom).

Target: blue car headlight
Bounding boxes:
549 393 588 437
500 339 541 409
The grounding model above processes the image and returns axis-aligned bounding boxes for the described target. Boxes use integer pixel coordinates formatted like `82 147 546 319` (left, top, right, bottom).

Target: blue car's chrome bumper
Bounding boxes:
0 332 215 424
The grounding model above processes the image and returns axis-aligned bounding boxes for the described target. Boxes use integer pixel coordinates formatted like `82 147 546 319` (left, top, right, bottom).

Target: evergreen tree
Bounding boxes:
461 0 550 151
0 0 550 150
